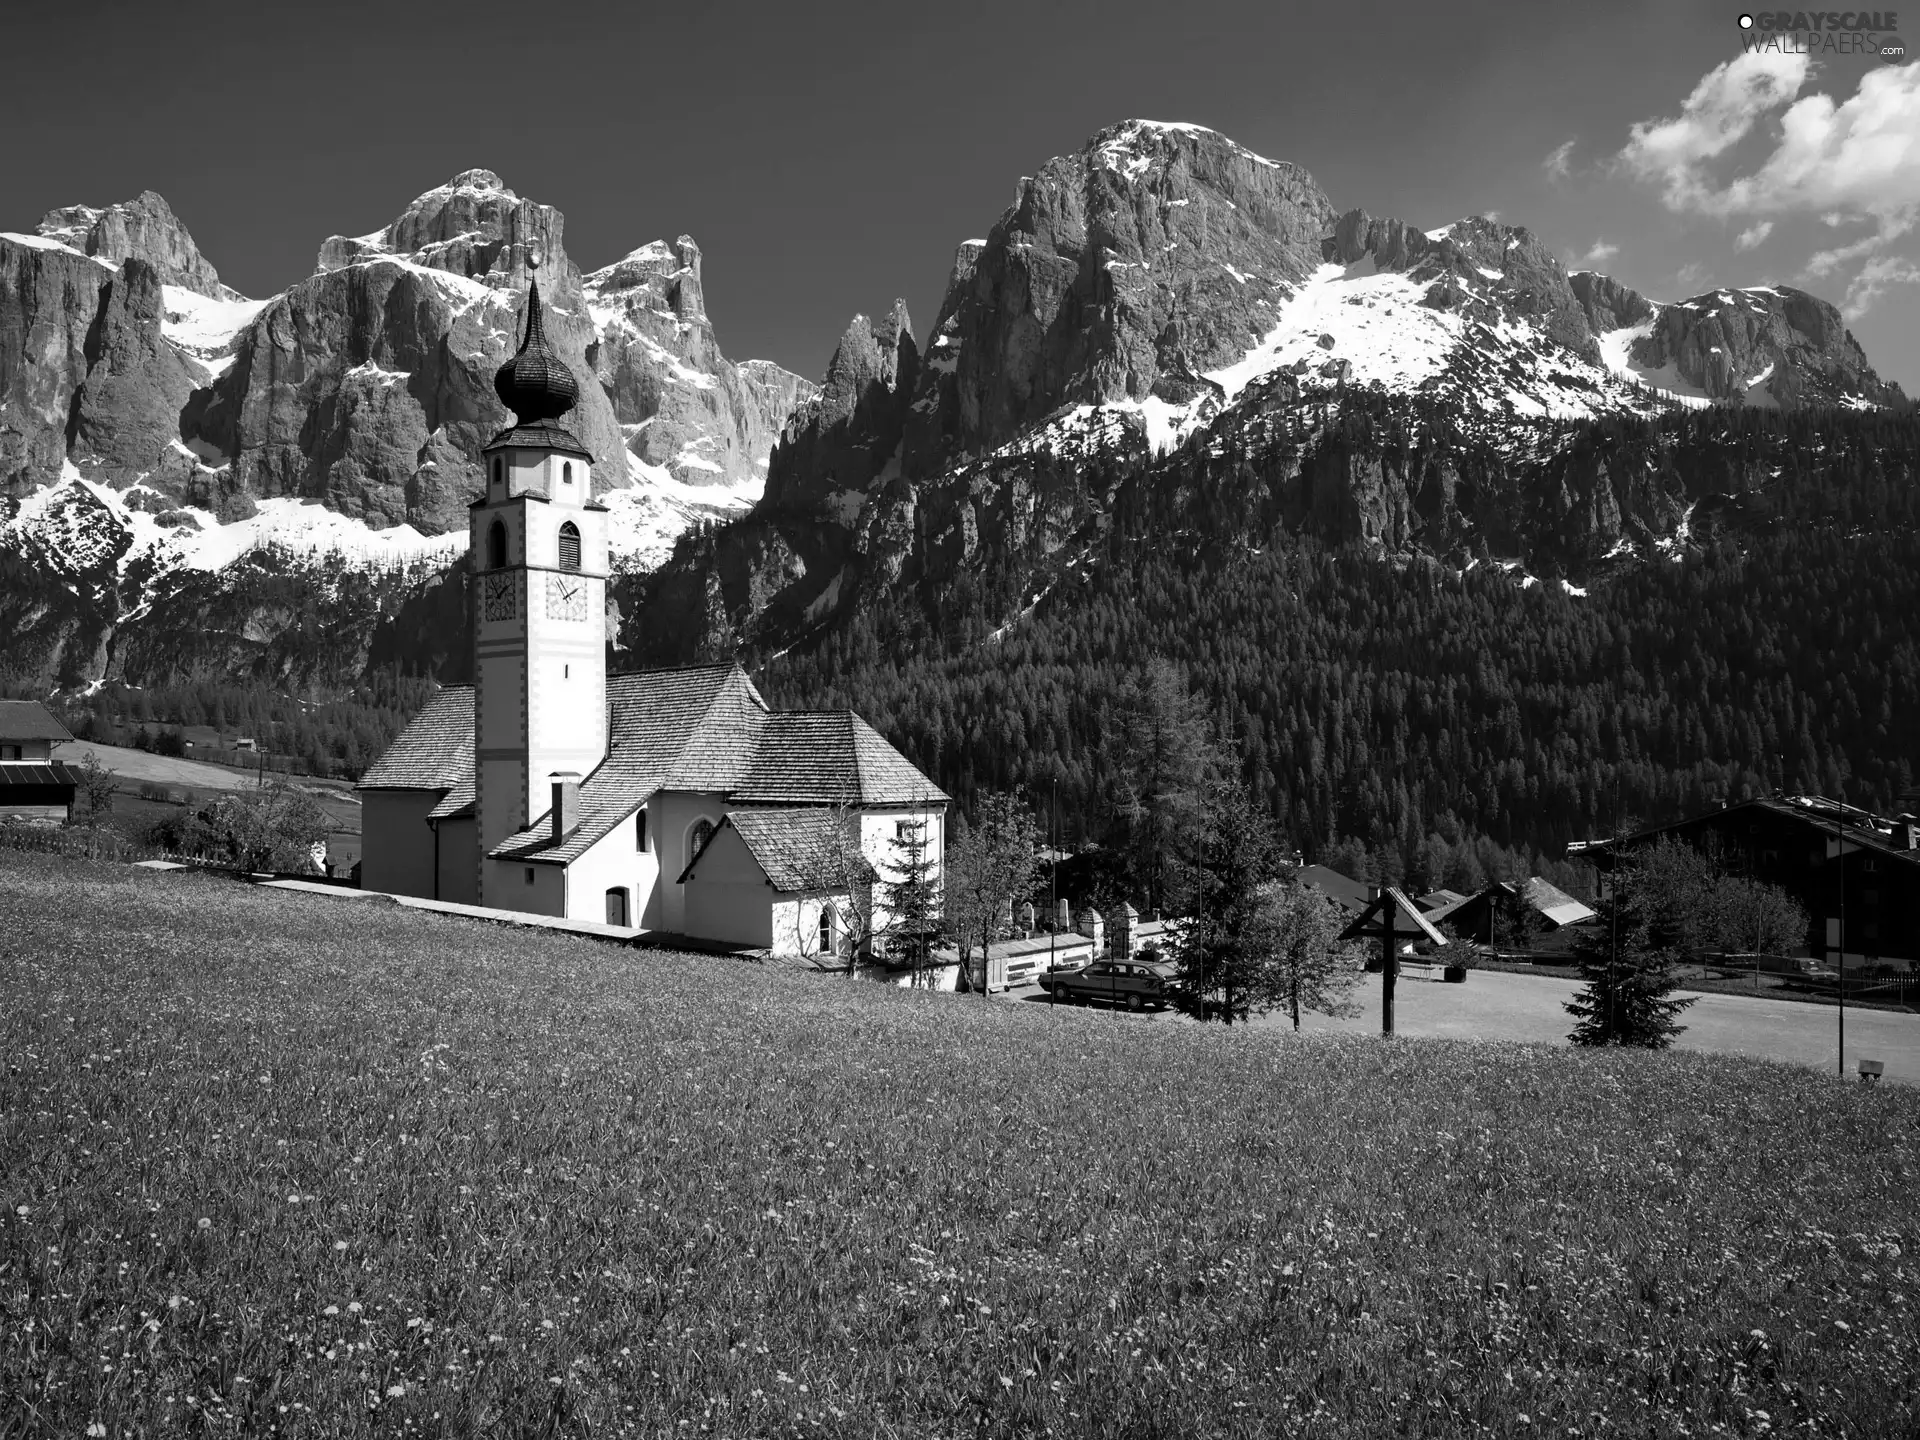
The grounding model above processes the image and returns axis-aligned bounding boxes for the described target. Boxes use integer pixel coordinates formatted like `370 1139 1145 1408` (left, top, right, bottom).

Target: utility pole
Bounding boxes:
1048 780 1057 1009
1833 790 1847 1078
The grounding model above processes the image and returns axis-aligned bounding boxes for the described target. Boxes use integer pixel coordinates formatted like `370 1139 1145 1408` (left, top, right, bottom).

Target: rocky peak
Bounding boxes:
316 169 573 304
1325 209 1599 361
1569 271 1655 334
762 300 918 514
1635 285 1900 407
816 301 917 426
906 120 1340 467
35 191 234 301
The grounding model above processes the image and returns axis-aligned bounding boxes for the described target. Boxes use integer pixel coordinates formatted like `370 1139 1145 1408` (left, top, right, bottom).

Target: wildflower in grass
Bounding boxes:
196 1217 211 1229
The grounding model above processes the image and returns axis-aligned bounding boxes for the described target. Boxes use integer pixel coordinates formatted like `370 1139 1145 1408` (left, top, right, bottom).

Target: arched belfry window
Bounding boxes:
487 519 507 569
562 461 574 486
558 521 581 572
491 457 502 488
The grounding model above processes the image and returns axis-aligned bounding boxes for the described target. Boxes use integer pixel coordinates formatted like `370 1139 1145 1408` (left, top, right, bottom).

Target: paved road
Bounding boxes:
1016 969 1920 1085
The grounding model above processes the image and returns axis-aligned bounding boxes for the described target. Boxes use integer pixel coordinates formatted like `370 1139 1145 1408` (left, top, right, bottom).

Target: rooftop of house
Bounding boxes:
0 700 74 745
1568 794 1920 871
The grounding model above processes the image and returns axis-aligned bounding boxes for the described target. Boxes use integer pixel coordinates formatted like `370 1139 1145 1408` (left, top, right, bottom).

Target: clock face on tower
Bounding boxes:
546 572 587 621
483 571 517 621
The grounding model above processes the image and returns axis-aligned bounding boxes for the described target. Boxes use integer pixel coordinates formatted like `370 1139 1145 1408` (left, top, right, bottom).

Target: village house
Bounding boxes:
357 270 946 950
1571 794 1920 971
0 700 78 823
1421 876 1598 946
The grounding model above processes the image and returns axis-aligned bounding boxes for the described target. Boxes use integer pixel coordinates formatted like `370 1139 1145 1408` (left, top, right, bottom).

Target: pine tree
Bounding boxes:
1565 893 1697 1048
880 812 943 981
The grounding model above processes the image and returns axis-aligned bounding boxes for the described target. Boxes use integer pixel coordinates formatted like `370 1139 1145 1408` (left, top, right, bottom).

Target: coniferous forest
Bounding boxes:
755 401 1920 895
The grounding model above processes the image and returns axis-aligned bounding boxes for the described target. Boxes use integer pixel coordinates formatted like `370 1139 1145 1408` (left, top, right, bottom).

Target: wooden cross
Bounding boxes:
1338 886 1450 1035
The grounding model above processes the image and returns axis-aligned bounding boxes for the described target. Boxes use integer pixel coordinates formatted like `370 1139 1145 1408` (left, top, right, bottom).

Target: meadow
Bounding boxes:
2 850 1916 1438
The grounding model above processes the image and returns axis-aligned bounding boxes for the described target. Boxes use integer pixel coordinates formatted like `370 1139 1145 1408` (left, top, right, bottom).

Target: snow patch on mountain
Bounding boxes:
1594 314 1715 409
1 231 119 274
160 285 270 379
4 464 466 588
601 460 761 571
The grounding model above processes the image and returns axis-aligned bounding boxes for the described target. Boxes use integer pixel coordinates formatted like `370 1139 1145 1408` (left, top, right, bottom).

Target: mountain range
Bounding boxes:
0 120 1906 698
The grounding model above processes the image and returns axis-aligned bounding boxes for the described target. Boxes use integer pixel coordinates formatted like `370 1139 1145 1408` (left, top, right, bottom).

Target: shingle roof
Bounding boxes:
491 665 768 862
0 701 73 744
733 712 950 805
359 661 946 866
356 687 473 790
427 777 475 821
683 809 875 892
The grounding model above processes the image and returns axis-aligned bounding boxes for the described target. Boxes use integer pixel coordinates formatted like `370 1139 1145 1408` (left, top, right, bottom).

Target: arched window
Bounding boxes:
562 462 574 486
487 519 507 570
491 457 502 488
688 817 715 863
558 521 581 572
818 904 837 956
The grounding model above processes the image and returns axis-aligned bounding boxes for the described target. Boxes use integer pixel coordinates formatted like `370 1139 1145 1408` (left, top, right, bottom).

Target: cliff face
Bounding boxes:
0 171 814 693
585 235 817 492
628 120 1908 668
37 191 234 300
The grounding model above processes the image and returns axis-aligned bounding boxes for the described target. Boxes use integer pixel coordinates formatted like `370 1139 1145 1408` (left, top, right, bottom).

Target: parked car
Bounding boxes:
1037 959 1180 1011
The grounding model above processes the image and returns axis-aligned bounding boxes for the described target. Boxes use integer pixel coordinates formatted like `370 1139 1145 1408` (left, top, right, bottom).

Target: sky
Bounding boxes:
4 0 1915 393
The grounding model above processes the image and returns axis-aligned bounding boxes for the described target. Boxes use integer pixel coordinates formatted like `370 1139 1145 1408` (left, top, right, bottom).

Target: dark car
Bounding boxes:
1037 959 1180 1011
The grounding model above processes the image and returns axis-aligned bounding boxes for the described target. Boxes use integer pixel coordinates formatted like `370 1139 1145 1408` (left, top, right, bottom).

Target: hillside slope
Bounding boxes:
4 849 1915 1437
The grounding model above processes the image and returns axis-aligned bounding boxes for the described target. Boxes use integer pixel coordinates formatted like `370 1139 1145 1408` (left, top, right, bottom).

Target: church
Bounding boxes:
358 263 946 953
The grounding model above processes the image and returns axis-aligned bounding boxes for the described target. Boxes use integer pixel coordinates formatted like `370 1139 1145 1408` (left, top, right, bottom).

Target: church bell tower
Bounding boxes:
470 248 609 905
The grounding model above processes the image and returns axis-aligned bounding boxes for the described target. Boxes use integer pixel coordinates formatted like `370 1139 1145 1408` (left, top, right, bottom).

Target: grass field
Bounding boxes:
3 851 1917 1438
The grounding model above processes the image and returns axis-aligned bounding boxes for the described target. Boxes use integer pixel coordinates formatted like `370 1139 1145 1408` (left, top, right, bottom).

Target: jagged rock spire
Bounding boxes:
493 268 579 424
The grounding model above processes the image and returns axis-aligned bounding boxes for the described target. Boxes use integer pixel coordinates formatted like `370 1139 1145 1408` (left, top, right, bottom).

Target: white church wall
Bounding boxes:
361 790 440 900
687 881 775 948
433 817 478 906
772 892 855 960
647 791 731 933
561 812 656 930
482 858 566 917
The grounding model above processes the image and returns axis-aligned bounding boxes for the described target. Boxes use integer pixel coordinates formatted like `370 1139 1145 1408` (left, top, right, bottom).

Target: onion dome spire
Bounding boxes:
493 249 579 425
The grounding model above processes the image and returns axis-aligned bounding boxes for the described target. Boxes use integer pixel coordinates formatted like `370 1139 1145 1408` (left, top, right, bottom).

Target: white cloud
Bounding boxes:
1840 253 1920 318
1575 239 1621 268
1617 52 1811 211
1805 231 1884 276
1621 57 1920 314
1542 140 1577 181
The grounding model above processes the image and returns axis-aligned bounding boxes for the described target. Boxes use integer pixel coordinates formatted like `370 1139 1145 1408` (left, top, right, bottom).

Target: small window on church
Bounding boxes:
636 809 649 853
819 905 837 956
491 458 501 487
690 818 715 860
558 521 581 572
563 462 574 485
487 519 507 570
524 867 535 885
